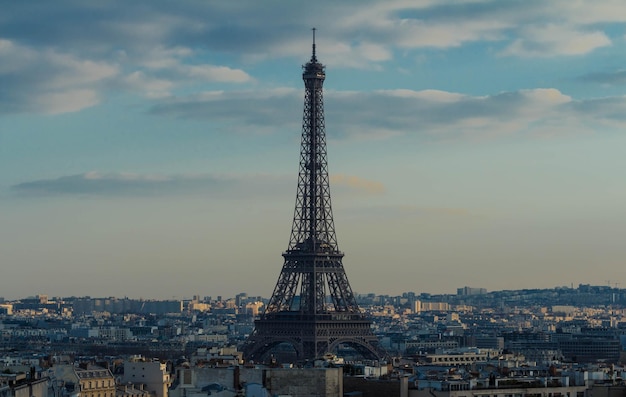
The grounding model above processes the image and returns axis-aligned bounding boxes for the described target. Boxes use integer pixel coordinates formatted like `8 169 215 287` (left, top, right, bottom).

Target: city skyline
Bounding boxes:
0 281 619 303
2 1 626 300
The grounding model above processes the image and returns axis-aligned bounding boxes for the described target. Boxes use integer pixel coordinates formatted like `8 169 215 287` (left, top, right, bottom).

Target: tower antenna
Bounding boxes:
312 27 317 61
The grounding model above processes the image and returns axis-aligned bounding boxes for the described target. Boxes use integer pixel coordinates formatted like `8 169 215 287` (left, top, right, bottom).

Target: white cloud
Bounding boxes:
149 88 302 133
393 18 509 48
135 46 194 69
331 174 385 194
520 88 571 104
124 71 174 98
326 87 575 139
0 39 37 73
12 171 291 198
0 39 118 114
355 42 393 62
134 45 253 85
2 0 626 116
144 85 626 142
331 0 625 59
184 64 252 83
0 34 252 112
501 24 612 57
550 0 626 25
35 89 100 115
384 89 466 102
45 52 119 87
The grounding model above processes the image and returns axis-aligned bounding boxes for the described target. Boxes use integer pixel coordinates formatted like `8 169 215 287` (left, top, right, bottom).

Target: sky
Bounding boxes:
2 0 626 300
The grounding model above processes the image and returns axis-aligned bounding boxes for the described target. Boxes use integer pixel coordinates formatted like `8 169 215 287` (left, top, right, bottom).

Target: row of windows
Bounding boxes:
455 392 583 397
430 356 487 363
84 380 115 389
83 393 114 397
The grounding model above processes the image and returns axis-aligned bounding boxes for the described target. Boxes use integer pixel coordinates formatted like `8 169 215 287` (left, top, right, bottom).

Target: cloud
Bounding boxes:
12 171 386 199
148 88 303 133
11 172 280 198
569 96 626 121
500 24 611 57
323 1 624 59
330 174 385 194
0 2 255 114
2 1 626 115
129 45 253 87
123 71 175 99
0 37 252 113
334 88 577 139
0 39 118 114
579 70 626 85
184 64 251 83
33 89 101 115
4 1 626 67
146 86 626 141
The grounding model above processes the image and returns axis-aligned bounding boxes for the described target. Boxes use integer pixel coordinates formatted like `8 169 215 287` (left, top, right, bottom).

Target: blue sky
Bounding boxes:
2 0 626 300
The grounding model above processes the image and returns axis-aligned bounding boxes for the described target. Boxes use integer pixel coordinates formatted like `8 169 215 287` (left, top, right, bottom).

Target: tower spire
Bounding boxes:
311 27 317 62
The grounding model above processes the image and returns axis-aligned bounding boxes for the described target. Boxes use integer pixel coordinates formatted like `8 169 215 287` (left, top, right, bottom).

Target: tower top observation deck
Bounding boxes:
303 28 325 81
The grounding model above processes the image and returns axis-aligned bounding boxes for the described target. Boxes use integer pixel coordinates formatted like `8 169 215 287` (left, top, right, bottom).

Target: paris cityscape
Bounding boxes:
4 1 626 397
3 284 626 397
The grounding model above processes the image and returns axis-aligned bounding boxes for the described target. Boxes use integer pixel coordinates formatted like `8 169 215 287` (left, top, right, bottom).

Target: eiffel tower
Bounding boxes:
242 30 385 363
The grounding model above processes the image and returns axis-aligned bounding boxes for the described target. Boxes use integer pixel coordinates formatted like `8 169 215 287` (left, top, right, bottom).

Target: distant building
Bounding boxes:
414 301 450 313
559 338 621 363
245 301 263 317
418 348 499 366
187 301 210 312
344 376 409 397
115 384 151 397
122 357 171 397
0 372 47 397
51 365 115 397
410 379 588 397
0 304 12 315
457 287 487 296
171 366 342 397
552 305 577 315
190 346 242 367
406 340 460 354
71 298 182 315
465 335 505 350
0 379 9 397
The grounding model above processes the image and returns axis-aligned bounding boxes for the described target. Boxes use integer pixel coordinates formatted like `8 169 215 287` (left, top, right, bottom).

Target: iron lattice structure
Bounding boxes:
242 31 385 363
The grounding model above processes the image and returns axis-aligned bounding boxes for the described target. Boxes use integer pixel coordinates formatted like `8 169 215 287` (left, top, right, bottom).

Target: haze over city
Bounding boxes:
2 1 626 300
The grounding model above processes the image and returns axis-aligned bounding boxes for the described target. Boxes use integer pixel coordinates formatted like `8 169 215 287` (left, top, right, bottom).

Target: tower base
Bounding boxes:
242 312 386 363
